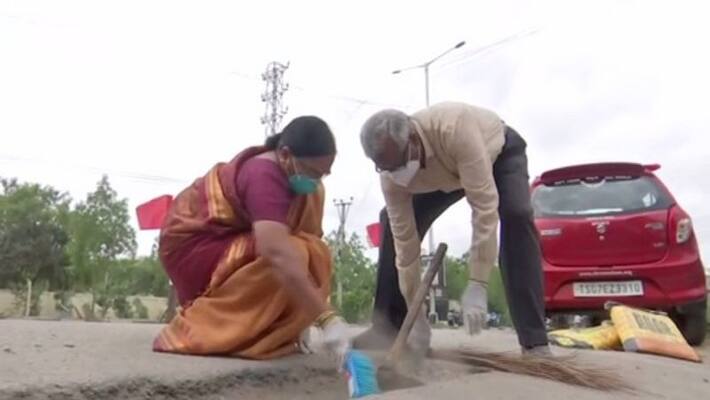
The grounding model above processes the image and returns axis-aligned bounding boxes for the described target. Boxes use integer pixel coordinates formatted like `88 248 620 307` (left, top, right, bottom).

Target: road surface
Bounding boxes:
0 319 708 399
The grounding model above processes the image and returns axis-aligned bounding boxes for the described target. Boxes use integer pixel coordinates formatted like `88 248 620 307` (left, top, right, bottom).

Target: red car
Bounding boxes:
531 162 707 345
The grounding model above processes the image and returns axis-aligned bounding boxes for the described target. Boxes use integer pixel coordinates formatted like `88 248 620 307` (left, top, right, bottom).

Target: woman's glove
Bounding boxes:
297 327 314 354
316 311 351 370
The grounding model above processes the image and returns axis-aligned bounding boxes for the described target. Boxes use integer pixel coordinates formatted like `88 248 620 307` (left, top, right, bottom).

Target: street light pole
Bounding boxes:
392 40 466 255
392 41 465 325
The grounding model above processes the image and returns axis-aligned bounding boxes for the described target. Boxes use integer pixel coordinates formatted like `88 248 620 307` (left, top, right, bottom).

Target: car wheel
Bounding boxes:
673 298 707 346
548 314 569 330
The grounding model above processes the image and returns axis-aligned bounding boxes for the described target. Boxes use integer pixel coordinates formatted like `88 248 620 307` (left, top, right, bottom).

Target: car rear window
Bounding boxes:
531 176 672 217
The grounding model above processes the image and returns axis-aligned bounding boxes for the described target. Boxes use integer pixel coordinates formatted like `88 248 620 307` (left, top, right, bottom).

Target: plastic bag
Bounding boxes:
549 321 622 350
607 302 701 362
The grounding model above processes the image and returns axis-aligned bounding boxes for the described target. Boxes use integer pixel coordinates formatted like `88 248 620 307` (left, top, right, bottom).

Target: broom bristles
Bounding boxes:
431 348 634 392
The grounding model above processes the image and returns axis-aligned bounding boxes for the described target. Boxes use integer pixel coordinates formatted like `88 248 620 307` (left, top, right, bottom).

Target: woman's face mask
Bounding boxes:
288 158 319 195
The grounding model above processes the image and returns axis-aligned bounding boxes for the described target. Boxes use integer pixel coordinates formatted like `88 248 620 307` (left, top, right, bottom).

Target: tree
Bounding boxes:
106 255 169 297
445 253 511 326
0 178 70 315
65 175 137 317
487 266 512 326
327 232 376 323
444 255 468 302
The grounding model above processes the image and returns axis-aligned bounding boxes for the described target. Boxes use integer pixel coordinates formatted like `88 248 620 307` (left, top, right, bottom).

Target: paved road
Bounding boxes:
1 319 708 399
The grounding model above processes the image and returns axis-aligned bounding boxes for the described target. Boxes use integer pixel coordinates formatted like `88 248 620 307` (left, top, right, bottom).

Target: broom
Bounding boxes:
342 243 449 397
376 243 448 390
430 348 635 392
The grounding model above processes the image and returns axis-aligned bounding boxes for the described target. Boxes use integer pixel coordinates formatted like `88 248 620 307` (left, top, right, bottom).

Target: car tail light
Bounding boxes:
676 218 692 243
669 206 694 244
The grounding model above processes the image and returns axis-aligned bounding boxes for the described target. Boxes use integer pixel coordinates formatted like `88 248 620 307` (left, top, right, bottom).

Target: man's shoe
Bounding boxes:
521 344 554 358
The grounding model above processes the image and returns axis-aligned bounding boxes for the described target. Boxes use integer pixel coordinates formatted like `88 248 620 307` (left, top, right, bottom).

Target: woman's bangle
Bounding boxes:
315 309 337 328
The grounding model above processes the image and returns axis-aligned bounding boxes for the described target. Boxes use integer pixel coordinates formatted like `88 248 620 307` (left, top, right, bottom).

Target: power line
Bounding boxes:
0 153 189 186
232 70 416 110
433 28 542 73
288 83 416 110
1 67 415 192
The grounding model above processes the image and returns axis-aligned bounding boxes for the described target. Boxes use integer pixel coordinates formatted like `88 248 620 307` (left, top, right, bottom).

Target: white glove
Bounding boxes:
320 316 351 370
461 280 488 336
297 327 314 354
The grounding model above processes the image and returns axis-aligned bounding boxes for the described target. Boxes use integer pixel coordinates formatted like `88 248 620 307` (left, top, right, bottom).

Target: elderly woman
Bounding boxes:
153 116 350 366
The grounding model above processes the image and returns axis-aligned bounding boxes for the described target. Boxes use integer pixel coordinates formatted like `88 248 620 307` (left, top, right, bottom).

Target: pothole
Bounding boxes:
212 355 483 400
2 355 484 400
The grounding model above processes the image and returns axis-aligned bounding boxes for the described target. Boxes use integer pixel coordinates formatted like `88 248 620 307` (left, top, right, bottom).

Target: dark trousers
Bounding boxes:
371 126 548 348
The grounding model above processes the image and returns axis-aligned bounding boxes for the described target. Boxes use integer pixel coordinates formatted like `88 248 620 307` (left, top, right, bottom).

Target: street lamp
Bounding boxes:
392 40 466 107
391 40 466 257
393 40 466 325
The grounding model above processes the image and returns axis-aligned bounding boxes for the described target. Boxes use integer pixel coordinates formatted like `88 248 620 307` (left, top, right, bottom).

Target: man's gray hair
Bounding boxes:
360 109 411 159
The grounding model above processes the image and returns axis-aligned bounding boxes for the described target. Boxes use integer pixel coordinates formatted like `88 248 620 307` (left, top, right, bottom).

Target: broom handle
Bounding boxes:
387 243 448 364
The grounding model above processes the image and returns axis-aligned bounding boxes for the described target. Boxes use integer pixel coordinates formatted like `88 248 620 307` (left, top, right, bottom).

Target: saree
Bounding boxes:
153 147 332 359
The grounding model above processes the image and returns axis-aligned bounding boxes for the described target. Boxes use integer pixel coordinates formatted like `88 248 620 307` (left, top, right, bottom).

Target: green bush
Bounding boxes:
327 233 376 324
487 267 511 326
444 255 512 326
445 256 468 301
94 292 112 319
112 296 133 319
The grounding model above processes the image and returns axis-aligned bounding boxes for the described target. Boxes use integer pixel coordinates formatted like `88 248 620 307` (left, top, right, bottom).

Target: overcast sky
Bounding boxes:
1 0 709 270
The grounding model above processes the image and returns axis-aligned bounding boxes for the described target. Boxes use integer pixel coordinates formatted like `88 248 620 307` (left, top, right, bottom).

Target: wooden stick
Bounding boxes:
385 243 448 365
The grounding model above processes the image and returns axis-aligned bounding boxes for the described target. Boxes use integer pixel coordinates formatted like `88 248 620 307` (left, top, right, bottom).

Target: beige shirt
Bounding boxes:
381 101 506 284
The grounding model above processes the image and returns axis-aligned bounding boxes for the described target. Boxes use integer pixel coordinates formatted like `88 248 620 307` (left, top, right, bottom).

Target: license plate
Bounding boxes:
573 281 644 297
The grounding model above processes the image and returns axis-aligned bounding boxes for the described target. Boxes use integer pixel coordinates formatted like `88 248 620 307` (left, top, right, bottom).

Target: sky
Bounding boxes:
1 0 709 271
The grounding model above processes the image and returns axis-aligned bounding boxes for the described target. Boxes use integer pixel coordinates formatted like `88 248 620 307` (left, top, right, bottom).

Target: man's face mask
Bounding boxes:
382 142 420 187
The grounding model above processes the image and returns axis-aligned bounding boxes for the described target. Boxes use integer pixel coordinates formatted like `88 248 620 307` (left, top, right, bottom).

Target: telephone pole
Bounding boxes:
260 61 290 137
333 197 353 309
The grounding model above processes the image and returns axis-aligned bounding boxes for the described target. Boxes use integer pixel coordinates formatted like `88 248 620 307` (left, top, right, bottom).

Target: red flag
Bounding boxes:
366 222 381 248
136 195 173 230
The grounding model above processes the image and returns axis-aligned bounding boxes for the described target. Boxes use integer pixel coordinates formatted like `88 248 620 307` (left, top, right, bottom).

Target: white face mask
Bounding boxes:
382 144 420 187
385 159 420 186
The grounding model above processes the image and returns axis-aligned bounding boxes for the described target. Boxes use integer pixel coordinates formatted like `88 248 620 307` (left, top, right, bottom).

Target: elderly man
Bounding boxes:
356 101 550 355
